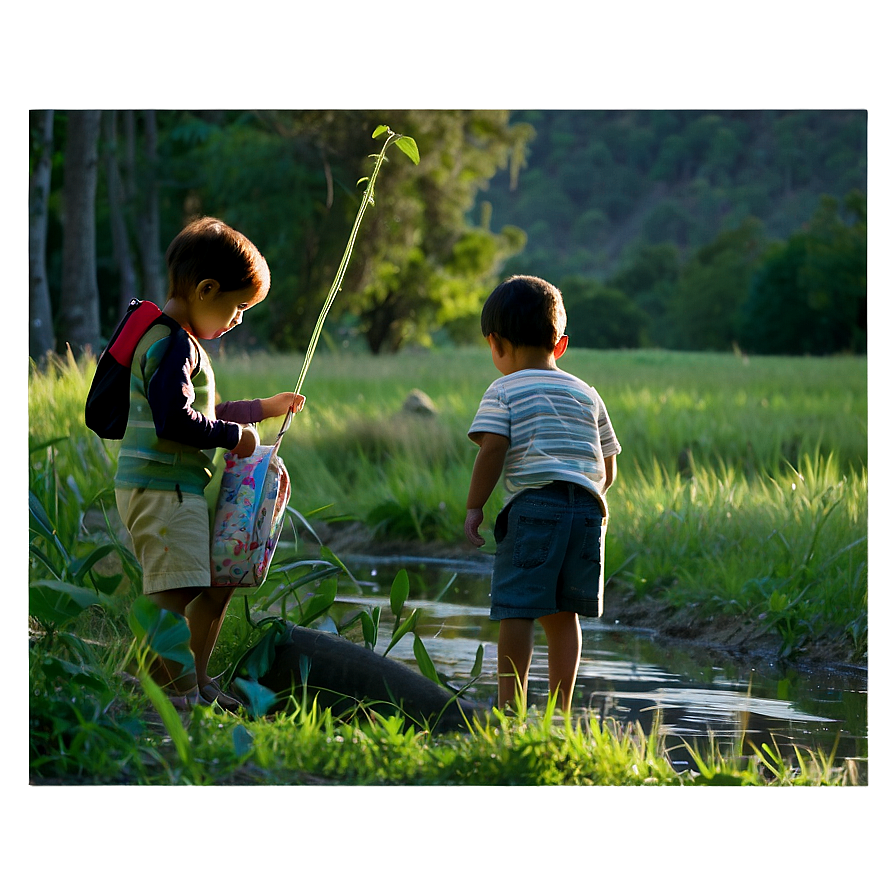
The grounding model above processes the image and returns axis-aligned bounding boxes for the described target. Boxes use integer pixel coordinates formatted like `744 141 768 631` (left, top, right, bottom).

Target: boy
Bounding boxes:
114 218 303 709
464 275 621 714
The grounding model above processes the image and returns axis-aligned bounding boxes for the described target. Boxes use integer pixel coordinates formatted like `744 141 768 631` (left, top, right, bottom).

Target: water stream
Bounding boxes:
331 553 868 777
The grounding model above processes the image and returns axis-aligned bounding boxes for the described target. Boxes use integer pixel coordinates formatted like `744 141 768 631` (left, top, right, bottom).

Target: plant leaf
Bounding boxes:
469 643 484 679
29 580 113 628
28 490 70 564
384 607 418 656
233 677 278 718
395 136 420 165
390 568 410 618
372 125 389 139
136 669 194 765
295 575 338 627
413 634 441 684
29 435 70 455
128 596 195 672
68 543 117 585
239 620 288 680
232 724 254 758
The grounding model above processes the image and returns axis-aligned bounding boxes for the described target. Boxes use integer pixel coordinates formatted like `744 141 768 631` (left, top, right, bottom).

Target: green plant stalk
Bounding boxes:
278 127 418 439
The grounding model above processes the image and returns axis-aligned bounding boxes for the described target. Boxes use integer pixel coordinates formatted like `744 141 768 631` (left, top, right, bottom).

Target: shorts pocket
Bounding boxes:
580 516 604 563
512 513 560 568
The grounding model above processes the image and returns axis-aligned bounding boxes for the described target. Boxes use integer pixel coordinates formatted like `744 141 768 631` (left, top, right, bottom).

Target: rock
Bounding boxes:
401 389 437 416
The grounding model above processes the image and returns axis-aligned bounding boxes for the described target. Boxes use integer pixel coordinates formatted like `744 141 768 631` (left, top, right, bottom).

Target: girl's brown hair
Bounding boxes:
165 217 270 299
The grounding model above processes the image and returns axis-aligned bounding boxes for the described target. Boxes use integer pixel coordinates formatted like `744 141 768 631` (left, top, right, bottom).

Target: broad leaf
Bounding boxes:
233 724 254 758
469 643 484 679
233 677 278 718
68 543 117 585
28 491 70 564
390 568 410 618
360 610 377 649
384 607 418 656
29 580 112 628
239 620 289 680
395 136 420 165
128 595 195 671
413 634 441 685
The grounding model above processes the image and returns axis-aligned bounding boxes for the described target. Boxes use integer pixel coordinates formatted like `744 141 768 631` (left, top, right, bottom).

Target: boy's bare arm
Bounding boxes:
604 453 617 491
465 432 509 546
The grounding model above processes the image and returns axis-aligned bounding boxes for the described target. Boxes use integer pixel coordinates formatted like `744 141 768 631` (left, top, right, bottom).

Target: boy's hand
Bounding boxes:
465 508 486 547
260 392 305 420
233 425 259 458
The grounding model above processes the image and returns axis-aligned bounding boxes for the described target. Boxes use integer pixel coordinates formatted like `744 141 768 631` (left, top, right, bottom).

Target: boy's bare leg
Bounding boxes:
539 611 582 714
497 618 535 711
185 587 240 708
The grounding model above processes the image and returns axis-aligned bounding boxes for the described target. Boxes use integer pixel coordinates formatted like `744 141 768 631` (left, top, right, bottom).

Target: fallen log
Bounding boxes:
258 623 483 732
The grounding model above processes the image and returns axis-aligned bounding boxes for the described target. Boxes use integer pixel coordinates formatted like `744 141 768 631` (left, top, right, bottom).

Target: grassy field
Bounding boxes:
27 346 867 785
215 345 869 661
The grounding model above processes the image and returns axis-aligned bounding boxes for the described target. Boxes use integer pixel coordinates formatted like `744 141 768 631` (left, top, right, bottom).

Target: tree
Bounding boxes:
559 275 648 349
607 244 680 346
665 217 765 350
101 111 138 316
127 110 165 306
740 192 866 354
174 110 534 353
57 111 102 355
29 110 55 358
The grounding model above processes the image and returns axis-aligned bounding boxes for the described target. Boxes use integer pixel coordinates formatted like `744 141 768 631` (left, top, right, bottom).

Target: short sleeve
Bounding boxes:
468 382 510 441
594 392 622 457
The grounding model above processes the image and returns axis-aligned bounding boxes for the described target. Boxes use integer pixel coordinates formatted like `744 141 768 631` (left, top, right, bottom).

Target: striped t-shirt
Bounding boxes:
468 368 621 514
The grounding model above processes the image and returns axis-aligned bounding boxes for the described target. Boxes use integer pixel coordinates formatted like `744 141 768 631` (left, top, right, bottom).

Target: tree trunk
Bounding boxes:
29 110 55 359
58 110 102 355
136 110 164 304
102 111 138 317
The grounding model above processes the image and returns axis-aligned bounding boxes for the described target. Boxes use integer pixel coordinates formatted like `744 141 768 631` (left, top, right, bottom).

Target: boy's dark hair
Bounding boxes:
480 275 567 350
165 217 271 299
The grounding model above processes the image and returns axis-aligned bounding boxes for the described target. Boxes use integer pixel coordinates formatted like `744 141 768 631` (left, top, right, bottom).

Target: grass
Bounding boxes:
27 345 867 785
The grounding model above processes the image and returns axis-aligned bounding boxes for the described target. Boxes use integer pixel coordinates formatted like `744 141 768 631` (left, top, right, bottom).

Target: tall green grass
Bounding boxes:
29 345 868 661
27 347 867 783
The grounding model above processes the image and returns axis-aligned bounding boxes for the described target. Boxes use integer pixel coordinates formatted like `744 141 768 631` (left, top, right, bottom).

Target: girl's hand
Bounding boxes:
233 425 259 458
260 392 305 419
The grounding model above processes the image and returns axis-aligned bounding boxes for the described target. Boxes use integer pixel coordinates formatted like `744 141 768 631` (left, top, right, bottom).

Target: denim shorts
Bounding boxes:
489 481 607 621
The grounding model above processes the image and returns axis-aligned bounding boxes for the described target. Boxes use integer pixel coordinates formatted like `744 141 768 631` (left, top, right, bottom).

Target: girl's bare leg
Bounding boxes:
185 587 240 707
538 611 582 714
497 618 535 711
146 589 200 694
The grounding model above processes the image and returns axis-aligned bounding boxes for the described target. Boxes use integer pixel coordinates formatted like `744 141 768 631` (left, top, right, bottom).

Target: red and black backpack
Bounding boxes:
84 299 176 440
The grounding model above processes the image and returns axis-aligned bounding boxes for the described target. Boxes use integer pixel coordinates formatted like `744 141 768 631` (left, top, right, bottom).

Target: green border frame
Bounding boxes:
0 0 896 896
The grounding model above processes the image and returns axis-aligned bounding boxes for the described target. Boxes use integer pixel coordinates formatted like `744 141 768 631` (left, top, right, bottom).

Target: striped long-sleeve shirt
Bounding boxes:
468 368 621 515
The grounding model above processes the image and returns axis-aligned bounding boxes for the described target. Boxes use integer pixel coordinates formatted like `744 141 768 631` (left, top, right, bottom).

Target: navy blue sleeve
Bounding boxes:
145 329 241 449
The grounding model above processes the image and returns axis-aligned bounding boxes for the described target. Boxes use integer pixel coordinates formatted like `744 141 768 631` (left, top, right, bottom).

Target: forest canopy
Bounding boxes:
29 109 866 358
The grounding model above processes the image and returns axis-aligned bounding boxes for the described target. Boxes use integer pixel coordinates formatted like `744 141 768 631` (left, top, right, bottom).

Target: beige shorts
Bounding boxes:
115 488 211 594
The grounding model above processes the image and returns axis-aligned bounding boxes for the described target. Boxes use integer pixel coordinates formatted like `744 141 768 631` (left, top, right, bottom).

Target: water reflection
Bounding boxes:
333 554 868 776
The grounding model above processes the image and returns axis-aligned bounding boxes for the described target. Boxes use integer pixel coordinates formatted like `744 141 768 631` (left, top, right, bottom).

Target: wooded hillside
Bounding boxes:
30 109 866 359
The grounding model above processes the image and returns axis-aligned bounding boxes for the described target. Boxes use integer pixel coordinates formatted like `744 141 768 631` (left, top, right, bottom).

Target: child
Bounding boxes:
464 275 621 714
114 217 304 710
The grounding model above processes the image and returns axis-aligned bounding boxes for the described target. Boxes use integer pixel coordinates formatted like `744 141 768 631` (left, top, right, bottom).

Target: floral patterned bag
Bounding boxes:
210 443 291 587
